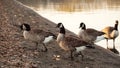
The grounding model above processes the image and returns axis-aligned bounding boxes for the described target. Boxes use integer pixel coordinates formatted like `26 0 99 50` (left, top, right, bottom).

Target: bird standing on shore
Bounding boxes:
56 23 95 60
78 22 105 44
102 20 119 54
20 23 56 52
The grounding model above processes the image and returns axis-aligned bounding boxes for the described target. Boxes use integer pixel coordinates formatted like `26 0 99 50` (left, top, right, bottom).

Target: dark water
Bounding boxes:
17 0 120 12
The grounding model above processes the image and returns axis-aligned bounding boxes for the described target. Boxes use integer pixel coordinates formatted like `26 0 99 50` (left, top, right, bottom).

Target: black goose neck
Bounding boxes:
24 25 31 31
25 24 31 31
26 28 31 31
60 26 65 34
114 23 118 30
114 20 118 30
82 24 86 30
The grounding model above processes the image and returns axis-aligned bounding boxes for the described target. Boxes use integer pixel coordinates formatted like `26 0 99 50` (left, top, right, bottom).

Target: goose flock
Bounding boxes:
20 20 119 60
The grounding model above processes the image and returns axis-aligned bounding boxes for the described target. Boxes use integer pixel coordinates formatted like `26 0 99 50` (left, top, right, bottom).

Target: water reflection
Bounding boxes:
17 0 120 12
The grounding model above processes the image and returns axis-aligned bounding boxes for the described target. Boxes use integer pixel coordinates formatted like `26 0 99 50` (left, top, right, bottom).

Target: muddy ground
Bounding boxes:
0 0 120 68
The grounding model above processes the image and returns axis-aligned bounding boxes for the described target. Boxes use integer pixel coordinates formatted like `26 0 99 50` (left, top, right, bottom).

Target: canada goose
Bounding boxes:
20 23 56 52
78 22 105 44
102 20 119 54
56 23 95 60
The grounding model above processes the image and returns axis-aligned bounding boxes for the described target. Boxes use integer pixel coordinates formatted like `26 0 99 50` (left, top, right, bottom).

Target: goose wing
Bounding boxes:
33 29 56 38
86 28 104 36
65 36 90 47
102 26 114 35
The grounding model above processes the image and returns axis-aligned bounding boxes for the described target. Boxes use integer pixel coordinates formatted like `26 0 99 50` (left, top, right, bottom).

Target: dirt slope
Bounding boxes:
0 0 120 68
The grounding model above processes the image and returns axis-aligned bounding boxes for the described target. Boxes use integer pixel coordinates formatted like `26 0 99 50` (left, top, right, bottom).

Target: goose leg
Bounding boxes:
70 50 74 60
112 39 119 54
106 39 109 49
113 39 115 49
74 51 84 60
41 43 48 52
79 51 84 61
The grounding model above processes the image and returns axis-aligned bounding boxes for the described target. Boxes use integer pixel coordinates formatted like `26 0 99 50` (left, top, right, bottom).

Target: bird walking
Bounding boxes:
56 23 95 60
102 20 119 54
20 23 56 52
78 22 105 44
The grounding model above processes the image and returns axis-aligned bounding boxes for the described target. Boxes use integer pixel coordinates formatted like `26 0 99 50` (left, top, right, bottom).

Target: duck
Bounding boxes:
56 23 95 60
102 20 119 54
20 23 56 52
78 22 105 44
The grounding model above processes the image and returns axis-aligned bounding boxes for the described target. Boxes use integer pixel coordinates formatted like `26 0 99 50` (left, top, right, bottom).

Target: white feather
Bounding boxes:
78 28 84 36
43 36 54 44
60 24 63 28
23 31 29 39
95 35 105 42
111 30 119 38
56 33 64 43
75 46 86 53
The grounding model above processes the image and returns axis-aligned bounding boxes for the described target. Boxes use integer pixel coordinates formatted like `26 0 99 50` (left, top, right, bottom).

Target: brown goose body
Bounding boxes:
56 23 95 60
78 23 105 43
58 34 90 51
24 29 56 43
102 26 119 39
21 23 56 52
101 20 119 54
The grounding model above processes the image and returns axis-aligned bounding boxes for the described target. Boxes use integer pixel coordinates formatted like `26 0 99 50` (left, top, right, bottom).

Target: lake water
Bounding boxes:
18 0 120 53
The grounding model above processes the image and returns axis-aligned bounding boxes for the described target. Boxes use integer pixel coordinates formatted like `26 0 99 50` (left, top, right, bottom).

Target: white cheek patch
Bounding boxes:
95 35 105 42
43 36 54 44
60 24 63 28
23 25 26 30
75 46 86 53
82 24 84 28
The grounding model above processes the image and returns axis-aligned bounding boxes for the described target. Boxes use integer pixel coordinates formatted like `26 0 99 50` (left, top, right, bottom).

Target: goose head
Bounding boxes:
20 23 31 31
56 22 65 34
56 23 64 28
114 20 119 30
79 22 86 30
